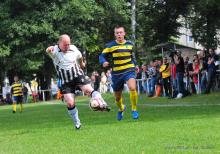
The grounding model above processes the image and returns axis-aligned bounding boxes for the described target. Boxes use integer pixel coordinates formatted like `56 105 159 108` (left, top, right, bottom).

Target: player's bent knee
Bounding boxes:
80 84 93 95
114 94 122 102
64 94 75 107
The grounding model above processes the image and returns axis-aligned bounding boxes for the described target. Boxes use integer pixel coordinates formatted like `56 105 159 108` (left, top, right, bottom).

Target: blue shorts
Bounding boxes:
13 96 23 103
112 71 136 91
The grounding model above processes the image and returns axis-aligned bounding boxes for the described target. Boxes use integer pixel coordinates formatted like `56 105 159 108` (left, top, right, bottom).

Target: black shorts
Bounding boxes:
13 96 23 103
61 75 90 94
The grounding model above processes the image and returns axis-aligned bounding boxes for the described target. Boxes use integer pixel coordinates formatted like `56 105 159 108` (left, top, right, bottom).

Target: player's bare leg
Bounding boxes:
64 93 81 129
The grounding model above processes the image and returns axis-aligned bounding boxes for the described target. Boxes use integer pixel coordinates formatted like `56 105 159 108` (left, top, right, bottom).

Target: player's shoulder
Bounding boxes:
69 45 80 52
12 82 20 86
104 40 117 48
125 40 134 45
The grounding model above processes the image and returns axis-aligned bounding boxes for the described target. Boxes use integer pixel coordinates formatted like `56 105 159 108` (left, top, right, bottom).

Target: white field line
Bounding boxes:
43 101 220 107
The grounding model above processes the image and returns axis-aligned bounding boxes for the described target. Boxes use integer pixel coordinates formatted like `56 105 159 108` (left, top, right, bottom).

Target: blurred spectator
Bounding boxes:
174 50 186 98
198 50 208 93
136 65 143 93
90 72 96 89
160 57 172 97
51 79 58 99
205 49 219 94
2 78 12 104
184 56 195 93
141 64 148 93
94 71 100 91
148 61 157 97
31 78 38 102
100 72 107 93
191 58 200 94
154 60 162 97
22 82 29 103
106 69 113 93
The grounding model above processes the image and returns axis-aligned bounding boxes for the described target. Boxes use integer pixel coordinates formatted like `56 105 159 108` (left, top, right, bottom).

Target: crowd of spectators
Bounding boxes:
86 48 219 100
136 49 220 99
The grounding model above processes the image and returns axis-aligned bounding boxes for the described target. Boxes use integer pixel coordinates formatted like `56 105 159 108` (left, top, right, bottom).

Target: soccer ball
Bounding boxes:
89 98 102 111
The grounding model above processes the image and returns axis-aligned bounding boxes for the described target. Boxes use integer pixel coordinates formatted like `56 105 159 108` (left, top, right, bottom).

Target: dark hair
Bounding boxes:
114 25 125 31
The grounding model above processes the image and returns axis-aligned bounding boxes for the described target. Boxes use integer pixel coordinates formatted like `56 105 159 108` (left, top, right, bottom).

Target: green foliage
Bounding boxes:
188 0 220 49
137 0 191 48
0 0 219 84
0 0 131 80
0 44 10 57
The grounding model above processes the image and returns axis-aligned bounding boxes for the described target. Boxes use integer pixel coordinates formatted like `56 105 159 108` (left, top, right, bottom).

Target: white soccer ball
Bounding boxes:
89 98 101 111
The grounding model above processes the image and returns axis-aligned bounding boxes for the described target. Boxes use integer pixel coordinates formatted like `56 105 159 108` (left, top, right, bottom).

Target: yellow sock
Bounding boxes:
130 90 138 111
20 103 23 112
13 103 17 112
115 97 125 111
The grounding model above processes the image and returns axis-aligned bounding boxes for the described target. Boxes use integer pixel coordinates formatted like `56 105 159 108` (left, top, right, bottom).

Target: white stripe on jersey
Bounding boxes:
48 45 84 84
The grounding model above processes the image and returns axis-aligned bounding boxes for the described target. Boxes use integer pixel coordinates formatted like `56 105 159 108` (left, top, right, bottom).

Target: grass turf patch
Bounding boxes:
0 92 220 154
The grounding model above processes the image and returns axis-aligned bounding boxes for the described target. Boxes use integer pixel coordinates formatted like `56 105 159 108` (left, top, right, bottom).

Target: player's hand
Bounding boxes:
135 66 140 73
46 46 54 53
103 62 109 68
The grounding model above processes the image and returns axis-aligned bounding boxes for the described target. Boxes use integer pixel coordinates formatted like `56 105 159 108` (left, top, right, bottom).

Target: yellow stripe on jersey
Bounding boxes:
113 64 135 71
12 83 23 96
110 45 133 52
102 45 133 53
113 52 131 57
102 48 111 53
114 58 132 65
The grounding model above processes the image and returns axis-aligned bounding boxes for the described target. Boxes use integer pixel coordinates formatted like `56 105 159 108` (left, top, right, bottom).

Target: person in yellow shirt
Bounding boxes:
159 57 172 97
11 76 23 113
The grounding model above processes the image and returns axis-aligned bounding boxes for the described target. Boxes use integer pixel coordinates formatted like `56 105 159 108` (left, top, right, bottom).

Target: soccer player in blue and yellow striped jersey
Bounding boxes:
11 76 23 113
99 26 139 120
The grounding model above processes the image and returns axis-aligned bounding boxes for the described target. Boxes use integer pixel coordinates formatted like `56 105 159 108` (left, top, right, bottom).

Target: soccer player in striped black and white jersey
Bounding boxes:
46 34 110 129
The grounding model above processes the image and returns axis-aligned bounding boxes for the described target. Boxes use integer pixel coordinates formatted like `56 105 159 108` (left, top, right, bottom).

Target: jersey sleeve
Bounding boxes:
46 45 59 59
99 44 111 65
71 45 82 60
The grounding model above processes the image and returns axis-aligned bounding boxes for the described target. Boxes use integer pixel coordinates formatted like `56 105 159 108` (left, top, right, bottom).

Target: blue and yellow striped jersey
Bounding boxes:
11 82 23 96
99 40 136 75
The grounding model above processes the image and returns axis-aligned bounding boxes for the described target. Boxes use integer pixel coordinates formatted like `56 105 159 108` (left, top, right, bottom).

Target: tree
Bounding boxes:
137 0 191 49
188 0 220 50
0 0 131 88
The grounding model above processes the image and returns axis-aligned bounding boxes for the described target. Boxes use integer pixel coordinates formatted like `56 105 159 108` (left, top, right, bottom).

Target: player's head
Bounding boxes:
58 34 71 52
114 26 126 43
14 75 19 82
163 57 168 64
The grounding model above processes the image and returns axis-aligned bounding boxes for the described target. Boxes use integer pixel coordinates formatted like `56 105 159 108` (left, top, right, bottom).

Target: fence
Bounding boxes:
38 72 220 101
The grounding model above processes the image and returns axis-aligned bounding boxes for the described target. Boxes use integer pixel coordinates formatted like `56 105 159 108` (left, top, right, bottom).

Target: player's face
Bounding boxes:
14 76 19 82
163 58 167 64
59 39 70 52
114 27 126 43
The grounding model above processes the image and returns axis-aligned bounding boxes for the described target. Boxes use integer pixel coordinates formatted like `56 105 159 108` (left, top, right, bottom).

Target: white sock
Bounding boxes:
91 91 107 106
68 107 81 127
91 91 101 98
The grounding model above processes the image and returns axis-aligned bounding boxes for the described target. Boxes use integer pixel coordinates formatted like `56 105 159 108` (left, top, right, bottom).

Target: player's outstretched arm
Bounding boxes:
46 46 54 53
99 53 109 68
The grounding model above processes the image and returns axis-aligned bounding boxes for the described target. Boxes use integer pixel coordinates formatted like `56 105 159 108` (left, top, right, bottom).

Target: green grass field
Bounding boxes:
1 92 220 154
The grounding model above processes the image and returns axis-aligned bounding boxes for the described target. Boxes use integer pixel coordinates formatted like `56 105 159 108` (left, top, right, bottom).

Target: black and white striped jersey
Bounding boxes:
47 45 84 85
